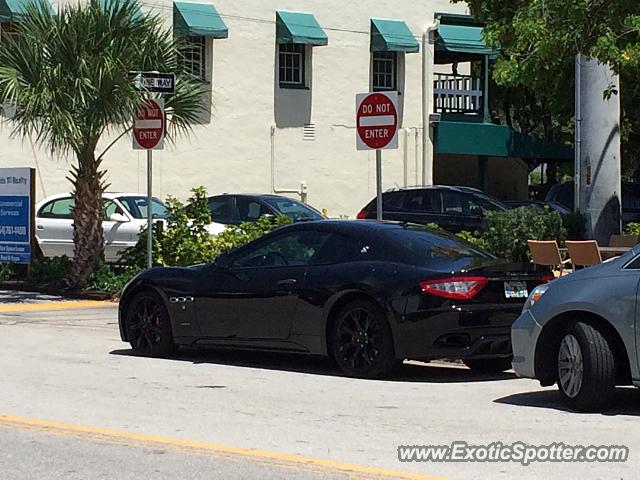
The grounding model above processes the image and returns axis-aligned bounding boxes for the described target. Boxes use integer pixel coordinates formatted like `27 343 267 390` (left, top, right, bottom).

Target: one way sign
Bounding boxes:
131 71 176 94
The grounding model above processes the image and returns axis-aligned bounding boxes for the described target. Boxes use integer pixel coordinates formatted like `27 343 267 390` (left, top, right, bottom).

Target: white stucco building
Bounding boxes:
0 0 572 217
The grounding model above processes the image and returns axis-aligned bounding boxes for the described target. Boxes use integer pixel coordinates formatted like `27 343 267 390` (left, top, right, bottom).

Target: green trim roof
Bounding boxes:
436 24 497 57
173 2 228 38
370 18 419 53
435 121 573 161
276 10 327 46
0 0 53 22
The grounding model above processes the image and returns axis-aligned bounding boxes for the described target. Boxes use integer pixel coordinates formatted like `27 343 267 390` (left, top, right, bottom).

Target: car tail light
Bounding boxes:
420 276 489 300
356 209 368 219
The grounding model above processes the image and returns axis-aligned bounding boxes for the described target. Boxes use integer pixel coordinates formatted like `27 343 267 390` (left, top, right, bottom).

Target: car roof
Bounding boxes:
35 192 152 206
384 185 484 194
208 193 301 201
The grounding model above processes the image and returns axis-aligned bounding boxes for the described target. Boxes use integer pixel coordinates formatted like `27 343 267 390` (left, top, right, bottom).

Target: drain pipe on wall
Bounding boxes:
421 20 439 186
270 125 308 203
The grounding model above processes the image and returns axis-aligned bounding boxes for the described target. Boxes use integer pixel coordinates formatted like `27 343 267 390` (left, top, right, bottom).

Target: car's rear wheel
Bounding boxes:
463 357 512 373
556 322 615 412
125 290 176 357
329 300 397 379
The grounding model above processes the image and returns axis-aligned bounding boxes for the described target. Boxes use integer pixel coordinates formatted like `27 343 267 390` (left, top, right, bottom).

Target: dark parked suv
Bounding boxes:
207 193 324 225
545 181 640 226
356 186 508 233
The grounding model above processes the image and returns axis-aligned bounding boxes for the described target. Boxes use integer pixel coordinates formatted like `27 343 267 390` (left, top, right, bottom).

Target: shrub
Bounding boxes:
561 211 586 240
120 186 292 270
483 207 566 262
456 230 489 250
0 263 16 281
26 256 73 288
85 264 140 294
626 222 640 236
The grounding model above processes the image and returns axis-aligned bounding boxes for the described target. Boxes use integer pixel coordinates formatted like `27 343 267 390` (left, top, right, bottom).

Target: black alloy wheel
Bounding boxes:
330 300 397 379
125 290 176 357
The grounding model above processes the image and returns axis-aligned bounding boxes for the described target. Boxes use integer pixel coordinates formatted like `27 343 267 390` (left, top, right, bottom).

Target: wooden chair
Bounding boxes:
608 234 639 247
527 240 571 276
566 240 602 268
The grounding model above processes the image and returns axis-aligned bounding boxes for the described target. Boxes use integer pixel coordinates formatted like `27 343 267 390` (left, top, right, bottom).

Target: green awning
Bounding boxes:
435 121 573 161
370 18 419 53
276 10 327 46
436 24 497 57
0 0 53 22
174 2 228 38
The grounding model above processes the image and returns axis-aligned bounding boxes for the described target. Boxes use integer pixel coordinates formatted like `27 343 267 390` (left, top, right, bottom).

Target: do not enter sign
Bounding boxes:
356 92 399 150
133 99 165 150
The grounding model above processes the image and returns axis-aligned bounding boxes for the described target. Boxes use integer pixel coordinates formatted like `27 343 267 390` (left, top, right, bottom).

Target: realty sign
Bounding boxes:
356 91 399 150
0 168 34 264
133 99 165 150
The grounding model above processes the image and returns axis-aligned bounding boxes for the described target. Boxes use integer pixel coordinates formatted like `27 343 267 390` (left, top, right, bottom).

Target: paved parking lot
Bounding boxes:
0 291 637 479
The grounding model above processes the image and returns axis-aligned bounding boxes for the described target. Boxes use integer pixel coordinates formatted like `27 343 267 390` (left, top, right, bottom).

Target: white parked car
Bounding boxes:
35 193 168 262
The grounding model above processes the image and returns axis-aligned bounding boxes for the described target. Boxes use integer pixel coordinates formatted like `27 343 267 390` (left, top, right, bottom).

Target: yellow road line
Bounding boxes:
0 300 113 313
0 413 449 480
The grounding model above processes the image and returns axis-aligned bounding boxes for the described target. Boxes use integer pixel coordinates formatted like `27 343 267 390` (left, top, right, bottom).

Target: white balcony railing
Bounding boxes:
434 74 483 114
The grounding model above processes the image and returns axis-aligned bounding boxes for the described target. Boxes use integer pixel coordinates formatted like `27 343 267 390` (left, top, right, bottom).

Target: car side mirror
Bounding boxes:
215 253 232 269
108 213 129 223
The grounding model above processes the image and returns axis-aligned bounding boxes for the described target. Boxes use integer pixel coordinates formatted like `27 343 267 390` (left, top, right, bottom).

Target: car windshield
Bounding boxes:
468 191 508 211
117 196 168 219
262 197 324 221
385 225 496 272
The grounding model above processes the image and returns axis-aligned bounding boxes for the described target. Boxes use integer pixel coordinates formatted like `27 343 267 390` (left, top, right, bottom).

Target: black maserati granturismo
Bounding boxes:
118 220 552 378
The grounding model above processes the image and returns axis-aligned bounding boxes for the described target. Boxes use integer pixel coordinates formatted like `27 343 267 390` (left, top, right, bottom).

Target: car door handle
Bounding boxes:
277 279 297 287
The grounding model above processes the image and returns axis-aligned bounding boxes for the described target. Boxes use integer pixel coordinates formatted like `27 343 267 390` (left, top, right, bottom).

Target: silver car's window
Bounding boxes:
39 198 74 219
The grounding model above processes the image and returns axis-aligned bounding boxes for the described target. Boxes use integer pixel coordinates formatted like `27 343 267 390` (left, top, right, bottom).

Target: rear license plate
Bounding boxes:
504 281 528 299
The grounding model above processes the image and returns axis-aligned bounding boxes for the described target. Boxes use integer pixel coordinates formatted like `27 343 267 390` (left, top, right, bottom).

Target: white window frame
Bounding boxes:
178 35 206 82
372 51 397 91
278 43 306 88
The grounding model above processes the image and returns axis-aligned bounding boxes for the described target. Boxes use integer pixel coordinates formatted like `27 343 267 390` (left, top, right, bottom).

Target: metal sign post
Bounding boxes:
356 92 399 221
133 98 166 268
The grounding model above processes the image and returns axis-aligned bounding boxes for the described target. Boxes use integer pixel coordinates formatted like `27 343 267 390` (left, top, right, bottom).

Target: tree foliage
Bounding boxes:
457 0 640 178
0 0 206 286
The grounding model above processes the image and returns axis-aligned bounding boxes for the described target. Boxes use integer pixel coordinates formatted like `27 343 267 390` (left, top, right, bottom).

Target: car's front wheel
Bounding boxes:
124 290 176 357
463 357 512 373
329 300 397 379
556 322 616 412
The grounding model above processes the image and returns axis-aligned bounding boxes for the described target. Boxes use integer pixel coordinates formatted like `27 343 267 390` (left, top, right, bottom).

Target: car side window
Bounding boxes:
235 197 270 222
382 192 405 210
39 198 74 219
102 200 124 220
441 191 472 215
208 196 234 224
402 191 441 213
233 231 330 268
624 254 640 269
311 234 374 264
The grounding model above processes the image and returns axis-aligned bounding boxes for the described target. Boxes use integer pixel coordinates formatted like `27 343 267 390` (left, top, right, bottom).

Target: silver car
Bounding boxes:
512 246 640 411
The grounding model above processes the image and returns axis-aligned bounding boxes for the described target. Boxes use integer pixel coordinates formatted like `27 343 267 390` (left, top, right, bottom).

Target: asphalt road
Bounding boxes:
0 291 637 480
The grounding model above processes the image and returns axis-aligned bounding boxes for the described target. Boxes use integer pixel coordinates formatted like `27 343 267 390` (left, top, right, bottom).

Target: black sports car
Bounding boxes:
118 221 552 378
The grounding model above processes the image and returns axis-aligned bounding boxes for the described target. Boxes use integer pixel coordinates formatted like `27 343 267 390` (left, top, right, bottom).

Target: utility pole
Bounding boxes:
574 54 622 244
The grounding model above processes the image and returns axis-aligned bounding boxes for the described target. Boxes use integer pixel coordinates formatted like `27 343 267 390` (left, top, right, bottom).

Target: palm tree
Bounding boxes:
0 0 205 287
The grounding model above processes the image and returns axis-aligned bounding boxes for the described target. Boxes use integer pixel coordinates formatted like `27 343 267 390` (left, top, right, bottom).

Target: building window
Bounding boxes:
279 43 305 88
178 36 206 82
372 51 396 91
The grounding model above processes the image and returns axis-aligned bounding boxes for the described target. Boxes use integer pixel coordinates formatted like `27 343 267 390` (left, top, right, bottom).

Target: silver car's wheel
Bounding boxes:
557 334 583 398
555 322 615 412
